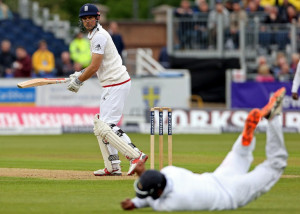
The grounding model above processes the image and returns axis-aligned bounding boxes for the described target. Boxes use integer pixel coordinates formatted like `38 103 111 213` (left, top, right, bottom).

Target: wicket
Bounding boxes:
150 107 172 170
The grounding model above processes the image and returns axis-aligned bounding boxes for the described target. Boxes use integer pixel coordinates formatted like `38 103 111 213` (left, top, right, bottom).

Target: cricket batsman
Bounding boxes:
121 87 288 211
67 3 147 176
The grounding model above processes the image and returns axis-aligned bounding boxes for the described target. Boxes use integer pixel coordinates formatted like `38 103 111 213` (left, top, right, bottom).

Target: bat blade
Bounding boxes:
17 78 70 88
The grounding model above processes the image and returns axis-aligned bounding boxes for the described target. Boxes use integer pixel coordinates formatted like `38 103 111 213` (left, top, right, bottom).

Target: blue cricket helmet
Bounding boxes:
134 170 167 200
79 3 100 18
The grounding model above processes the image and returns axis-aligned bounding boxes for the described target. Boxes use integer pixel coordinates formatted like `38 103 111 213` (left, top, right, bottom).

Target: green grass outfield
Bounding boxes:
0 133 299 214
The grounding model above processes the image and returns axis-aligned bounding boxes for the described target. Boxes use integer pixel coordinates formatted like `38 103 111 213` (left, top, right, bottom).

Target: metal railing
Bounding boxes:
167 9 298 72
123 48 164 76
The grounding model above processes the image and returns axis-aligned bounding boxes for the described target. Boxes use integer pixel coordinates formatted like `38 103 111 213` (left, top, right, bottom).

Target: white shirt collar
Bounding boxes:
87 23 102 40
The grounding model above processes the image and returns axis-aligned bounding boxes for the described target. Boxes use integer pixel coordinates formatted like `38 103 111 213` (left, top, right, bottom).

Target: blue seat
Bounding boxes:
19 19 34 29
2 16 70 58
1 20 14 28
3 34 17 42
0 27 5 36
30 27 43 36
27 46 36 56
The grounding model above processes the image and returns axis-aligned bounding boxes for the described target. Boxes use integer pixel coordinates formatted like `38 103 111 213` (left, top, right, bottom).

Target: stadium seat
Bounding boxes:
0 17 69 59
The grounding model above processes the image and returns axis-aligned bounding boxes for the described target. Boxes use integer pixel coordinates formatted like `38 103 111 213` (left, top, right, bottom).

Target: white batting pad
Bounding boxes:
93 115 140 159
96 136 113 172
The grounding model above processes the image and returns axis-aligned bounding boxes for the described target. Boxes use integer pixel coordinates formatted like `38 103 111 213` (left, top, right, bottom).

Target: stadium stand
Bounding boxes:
0 16 68 58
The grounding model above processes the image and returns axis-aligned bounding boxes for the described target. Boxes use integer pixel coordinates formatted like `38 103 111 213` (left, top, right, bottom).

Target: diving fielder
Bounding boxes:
68 3 147 176
121 87 288 211
292 60 300 100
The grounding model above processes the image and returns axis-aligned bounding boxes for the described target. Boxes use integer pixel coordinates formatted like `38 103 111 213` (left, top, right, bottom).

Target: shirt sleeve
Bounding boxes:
131 197 150 208
91 34 107 55
292 61 300 93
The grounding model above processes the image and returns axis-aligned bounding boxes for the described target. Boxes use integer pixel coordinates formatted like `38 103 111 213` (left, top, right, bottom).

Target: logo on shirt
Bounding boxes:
95 44 101 50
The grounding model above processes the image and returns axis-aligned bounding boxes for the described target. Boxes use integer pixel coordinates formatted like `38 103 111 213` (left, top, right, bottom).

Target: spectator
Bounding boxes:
192 0 206 13
249 55 268 73
193 0 210 48
272 53 293 81
13 46 32 77
246 0 264 13
277 0 294 23
277 62 293 81
289 0 300 12
0 39 15 77
242 0 251 8
207 0 230 48
174 0 194 49
0 0 13 20
69 32 91 68
285 5 299 23
253 0 265 11
229 0 248 49
158 47 170 68
224 0 234 12
108 21 125 58
264 6 282 24
290 53 299 73
272 52 287 73
193 0 209 15
175 0 194 18
56 51 74 77
255 64 275 82
257 55 268 66
260 6 288 50
32 40 56 77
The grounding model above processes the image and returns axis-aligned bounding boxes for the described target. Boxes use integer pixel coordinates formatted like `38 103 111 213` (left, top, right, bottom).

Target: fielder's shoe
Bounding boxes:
127 152 148 176
94 168 122 176
242 108 261 146
261 87 286 120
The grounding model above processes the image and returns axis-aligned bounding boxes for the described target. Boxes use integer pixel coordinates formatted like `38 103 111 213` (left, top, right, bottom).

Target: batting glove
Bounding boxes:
69 70 83 79
68 70 85 93
68 77 83 93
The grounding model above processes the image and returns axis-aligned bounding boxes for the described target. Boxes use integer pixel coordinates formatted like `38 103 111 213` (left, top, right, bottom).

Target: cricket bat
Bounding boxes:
17 78 70 88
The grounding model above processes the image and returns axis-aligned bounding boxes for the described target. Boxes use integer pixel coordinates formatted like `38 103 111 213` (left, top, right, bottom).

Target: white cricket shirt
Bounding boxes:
88 24 130 87
292 61 300 93
132 166 235 211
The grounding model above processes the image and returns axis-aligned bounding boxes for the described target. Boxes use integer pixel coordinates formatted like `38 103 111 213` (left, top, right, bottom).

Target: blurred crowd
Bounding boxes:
173 0 300 81
0 19 124 78
254 51 298 82
174 0 300 50
0 0 299 82
0 36 88 78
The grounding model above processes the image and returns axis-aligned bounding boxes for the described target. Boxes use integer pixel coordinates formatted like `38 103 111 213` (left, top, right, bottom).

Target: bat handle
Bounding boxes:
64 78 71 83
58 78 71 83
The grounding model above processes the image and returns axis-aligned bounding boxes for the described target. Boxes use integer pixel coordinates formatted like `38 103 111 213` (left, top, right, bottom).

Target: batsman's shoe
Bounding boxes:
261 87 286 120
94 168 122 176
242 108 261 146
127 153 148 176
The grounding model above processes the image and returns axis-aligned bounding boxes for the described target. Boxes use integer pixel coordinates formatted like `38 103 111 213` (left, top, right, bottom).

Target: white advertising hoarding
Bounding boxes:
1 74 191 116
0 107 299 135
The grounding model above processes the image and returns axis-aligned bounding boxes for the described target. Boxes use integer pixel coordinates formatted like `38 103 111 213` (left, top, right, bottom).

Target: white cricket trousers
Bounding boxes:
213 115 288 209
99 81 131 164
